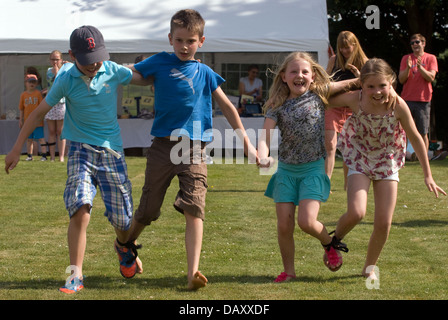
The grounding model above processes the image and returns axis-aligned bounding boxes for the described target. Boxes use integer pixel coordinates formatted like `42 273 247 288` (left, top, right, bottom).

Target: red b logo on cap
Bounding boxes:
86 37 96 50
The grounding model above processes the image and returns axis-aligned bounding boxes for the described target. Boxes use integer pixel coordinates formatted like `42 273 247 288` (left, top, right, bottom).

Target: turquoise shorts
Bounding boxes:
264 158 330 205
28 126 44 140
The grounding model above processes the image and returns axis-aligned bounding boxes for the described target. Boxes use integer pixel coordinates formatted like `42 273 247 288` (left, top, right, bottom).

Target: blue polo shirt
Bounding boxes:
45 61 133 151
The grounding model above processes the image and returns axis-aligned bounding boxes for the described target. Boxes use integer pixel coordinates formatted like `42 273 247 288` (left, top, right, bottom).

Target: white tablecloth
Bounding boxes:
0 117 278 155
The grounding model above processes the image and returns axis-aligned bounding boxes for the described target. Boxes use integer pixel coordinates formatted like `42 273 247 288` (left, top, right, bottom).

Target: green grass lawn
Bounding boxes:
0 155 447 301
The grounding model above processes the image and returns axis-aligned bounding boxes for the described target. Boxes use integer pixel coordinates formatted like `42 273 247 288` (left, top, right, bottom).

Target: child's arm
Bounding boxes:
212 86 258 163
129 66 153 86
19 110 24 128
395 96 446 198
257 117 276 168
328 78 360 96
327 90 359 111
5 100 52 174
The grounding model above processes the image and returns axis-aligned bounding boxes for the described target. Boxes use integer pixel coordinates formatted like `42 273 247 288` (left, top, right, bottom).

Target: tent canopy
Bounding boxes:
0 0 330 117
0 0 329 63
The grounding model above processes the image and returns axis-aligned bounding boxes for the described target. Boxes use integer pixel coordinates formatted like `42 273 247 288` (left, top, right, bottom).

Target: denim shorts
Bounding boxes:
406 101 430 135
264 158 330 205
63 141 133 230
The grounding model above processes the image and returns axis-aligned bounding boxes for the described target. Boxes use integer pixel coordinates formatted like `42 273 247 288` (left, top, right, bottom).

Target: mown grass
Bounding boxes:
0 155 447 302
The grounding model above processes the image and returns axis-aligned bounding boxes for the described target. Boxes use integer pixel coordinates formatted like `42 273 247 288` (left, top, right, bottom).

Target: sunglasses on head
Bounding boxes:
410 40 421 45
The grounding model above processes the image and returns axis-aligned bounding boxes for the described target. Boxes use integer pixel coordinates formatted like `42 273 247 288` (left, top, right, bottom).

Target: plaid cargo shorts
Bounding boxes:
63 142 133 230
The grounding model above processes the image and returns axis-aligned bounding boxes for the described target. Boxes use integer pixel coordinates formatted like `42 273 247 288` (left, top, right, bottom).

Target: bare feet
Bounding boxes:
188 271 208 290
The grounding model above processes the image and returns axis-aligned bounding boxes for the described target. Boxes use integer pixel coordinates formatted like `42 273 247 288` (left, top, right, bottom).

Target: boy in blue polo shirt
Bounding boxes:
5 25 151 294
124 9 258 290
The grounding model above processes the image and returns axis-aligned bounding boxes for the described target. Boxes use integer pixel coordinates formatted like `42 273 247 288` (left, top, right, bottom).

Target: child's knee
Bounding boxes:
297 216 314 234
277 219 293 235
373 220 392 234
347 209 365 224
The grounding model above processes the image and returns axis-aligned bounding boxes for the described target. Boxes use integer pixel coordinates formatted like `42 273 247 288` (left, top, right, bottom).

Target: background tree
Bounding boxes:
327 0 448 146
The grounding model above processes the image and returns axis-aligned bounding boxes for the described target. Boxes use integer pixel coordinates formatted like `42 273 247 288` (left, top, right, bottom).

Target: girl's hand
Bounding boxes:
347 64 361 78
424 177 447 198
386 86 398 109
258 157 274 168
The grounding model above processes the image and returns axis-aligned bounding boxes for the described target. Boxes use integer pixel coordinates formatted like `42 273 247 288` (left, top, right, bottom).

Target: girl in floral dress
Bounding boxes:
329 58 446 278
258 52 358 282
44 50 67 162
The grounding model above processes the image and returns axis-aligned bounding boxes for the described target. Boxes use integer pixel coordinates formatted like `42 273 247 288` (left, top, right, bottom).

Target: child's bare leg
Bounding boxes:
276 203 296 277
47 120 57 160
38 138 47 158
334 174 370 240
363 180 397 276
27 139 33 156
67 204 91 278
185 212 206 289
297 199 332 245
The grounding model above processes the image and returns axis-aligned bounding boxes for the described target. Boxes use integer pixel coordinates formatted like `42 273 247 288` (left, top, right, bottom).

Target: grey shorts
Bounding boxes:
134 137 208 225
406 101 431 135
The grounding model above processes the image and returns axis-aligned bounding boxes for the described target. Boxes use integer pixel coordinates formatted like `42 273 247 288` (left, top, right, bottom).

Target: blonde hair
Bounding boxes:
170 9 205 37
360 58 397 109
50 50 62 57
335 31 368 72
264 52 331 111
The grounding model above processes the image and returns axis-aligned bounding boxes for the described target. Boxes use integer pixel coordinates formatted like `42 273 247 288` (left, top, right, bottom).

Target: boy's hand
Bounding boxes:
5 151 20 174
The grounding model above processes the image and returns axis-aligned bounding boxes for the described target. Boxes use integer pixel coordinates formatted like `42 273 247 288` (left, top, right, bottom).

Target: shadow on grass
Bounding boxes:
0 273 361 293
208 189 265 193
393 219 448 227
352 219 448 228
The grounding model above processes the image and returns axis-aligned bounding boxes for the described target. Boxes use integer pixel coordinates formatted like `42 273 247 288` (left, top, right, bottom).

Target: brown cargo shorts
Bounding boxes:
134 137 208 225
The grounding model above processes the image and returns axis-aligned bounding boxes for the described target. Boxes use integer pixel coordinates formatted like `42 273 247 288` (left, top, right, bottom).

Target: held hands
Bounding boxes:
257 157 275 168
246 142 260 165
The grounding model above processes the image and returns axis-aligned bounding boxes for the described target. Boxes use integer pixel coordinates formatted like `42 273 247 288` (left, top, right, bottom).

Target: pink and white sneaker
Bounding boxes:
274 272 296 283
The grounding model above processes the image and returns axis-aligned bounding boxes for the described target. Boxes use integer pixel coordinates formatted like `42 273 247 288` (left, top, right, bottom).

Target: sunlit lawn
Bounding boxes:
0 155 447 303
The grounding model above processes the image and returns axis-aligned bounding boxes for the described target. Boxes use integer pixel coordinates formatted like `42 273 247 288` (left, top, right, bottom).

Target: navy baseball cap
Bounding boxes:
70 25 110 65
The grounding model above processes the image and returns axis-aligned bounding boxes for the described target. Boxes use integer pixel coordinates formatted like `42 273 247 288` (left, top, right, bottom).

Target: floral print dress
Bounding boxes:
337 97 406 180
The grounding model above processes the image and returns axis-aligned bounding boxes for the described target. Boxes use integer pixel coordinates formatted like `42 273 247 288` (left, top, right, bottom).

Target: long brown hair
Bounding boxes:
335 31 368 72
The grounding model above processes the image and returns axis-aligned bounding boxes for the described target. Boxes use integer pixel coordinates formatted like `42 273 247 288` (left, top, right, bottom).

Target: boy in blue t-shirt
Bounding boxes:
5 25 151 294
126 9 258 290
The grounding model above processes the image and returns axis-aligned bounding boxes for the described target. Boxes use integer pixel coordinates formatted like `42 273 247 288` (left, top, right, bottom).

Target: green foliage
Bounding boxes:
0 156 447 301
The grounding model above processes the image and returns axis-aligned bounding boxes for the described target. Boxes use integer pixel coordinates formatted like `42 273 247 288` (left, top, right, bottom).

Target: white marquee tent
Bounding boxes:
0 0 330 116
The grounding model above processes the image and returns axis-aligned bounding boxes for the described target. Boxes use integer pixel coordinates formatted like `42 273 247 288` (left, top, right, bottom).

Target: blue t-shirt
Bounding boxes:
135 52 224 141
45 61 133 151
